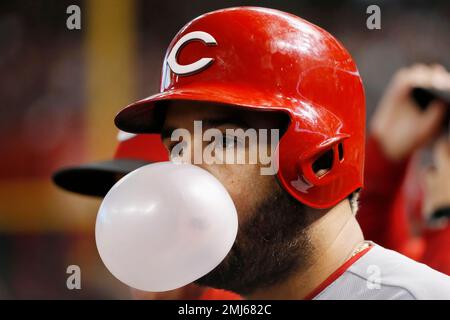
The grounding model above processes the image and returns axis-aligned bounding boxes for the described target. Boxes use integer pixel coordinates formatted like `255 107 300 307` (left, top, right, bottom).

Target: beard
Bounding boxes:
194 187 314 296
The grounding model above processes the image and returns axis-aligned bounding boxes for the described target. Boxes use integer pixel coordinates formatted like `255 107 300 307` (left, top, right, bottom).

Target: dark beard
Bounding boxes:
195 188 314 296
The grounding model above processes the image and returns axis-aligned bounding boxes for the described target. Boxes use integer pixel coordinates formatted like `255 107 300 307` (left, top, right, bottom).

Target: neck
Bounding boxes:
246 200 365 300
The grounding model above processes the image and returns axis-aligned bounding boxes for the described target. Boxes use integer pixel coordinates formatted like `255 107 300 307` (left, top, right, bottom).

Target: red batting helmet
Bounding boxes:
115 7 365 209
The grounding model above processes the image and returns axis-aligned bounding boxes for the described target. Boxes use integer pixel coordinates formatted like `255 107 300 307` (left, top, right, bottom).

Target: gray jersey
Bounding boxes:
314 244 450 300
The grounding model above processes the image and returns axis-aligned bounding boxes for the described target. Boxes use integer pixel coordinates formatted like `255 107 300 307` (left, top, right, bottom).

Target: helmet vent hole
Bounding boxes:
312 149 334 178
338 142 344 161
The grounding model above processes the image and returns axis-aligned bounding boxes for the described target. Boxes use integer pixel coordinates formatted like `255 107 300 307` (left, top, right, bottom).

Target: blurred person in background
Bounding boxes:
357 64 450 274
53 132 241 300
421 137 450 274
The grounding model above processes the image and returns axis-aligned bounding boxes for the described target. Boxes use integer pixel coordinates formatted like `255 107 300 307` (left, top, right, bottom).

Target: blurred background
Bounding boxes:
0 0 449 299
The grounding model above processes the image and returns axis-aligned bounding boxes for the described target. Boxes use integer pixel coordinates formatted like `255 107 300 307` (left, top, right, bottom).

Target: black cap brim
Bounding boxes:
52 159 150 197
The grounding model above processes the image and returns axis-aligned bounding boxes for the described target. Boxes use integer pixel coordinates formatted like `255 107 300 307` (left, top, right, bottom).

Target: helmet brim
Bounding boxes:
114 83 292 134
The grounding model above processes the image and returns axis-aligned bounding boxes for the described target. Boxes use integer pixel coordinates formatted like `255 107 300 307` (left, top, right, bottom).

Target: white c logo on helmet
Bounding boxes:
167 31 217 76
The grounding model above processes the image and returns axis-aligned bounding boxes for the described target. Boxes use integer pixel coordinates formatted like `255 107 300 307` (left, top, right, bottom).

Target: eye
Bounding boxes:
218 135 242 149
167 140 187 159
165 140 178 153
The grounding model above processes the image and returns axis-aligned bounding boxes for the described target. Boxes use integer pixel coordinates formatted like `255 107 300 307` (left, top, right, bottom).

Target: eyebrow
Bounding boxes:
161 117 251 140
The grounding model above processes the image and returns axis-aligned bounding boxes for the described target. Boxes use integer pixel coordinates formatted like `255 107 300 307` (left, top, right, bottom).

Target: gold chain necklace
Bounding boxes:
350 241 372 258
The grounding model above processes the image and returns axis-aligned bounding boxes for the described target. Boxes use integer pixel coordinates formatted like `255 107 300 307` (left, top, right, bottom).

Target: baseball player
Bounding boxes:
114 7 450 299
357 64 450 274
53 132 241 300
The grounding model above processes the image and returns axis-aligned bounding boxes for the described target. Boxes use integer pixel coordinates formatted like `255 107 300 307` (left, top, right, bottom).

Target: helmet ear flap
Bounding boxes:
300 137 348 187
